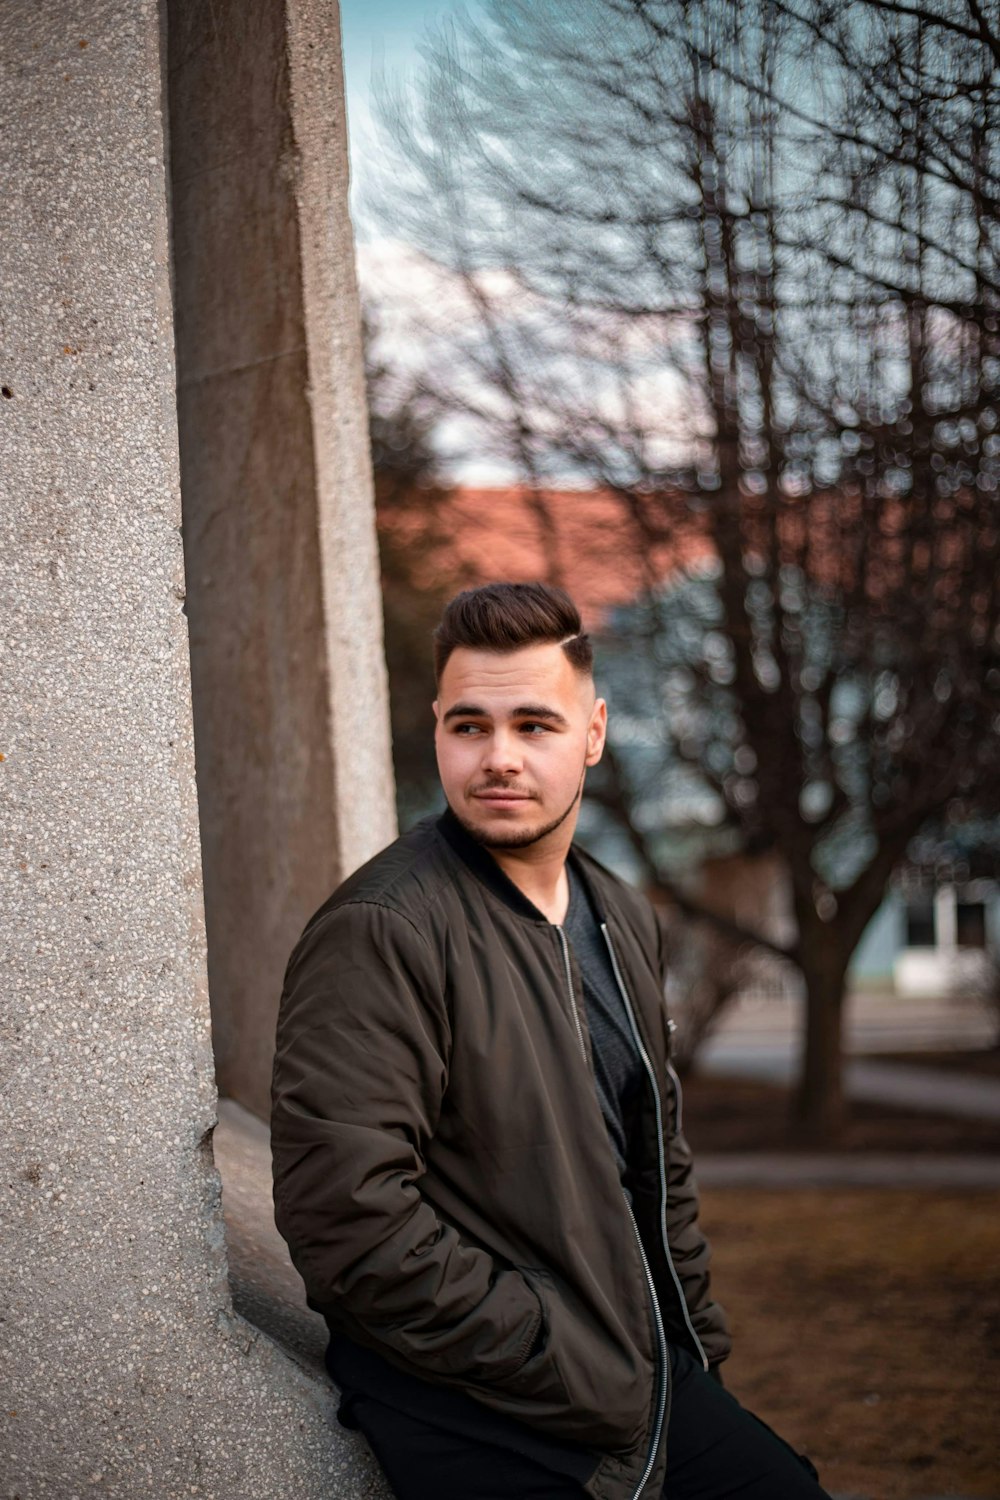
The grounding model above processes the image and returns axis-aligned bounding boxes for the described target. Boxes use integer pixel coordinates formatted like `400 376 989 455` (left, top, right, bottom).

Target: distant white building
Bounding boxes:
853 878 1000 998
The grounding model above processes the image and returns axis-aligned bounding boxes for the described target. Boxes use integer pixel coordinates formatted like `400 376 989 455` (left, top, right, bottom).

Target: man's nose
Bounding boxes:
481 729 523 775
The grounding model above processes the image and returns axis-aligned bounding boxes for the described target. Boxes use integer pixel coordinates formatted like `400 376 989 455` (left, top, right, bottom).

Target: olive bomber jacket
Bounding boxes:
271 808 731 1500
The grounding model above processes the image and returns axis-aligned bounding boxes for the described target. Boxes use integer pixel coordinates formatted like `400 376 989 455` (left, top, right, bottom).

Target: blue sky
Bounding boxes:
339 0 483 190
338 1 505 481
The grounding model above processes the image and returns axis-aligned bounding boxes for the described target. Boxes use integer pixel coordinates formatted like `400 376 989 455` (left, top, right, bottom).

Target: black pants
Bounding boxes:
330 1340 831 1500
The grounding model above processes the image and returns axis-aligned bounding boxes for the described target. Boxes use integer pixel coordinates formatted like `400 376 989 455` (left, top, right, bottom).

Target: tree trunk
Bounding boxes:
795 951 850 1141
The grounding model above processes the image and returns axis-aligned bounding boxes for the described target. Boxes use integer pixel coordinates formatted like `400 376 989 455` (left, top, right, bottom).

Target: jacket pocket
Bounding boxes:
501 1266 648 1456
502 1266 572 1399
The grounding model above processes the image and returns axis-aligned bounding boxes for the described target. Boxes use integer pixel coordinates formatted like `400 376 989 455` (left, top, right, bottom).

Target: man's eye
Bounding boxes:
454 723 482 735
521 723 549 734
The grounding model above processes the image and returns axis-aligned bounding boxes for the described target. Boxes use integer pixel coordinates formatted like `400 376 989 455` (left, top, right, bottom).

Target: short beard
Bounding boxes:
453 769 585 851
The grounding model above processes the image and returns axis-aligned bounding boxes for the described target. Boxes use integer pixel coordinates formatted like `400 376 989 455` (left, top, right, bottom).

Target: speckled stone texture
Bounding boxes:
0 2 389 1493
169 0 396 1121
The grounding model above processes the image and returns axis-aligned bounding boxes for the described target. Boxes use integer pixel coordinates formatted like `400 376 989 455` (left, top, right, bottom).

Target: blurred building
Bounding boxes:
856 870 1000 999
378 481 714 626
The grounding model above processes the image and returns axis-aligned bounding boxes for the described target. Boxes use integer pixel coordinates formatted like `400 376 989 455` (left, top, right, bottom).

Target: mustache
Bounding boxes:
472 783 535 796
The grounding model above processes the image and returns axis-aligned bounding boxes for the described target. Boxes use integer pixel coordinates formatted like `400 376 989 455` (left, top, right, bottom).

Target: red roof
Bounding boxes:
379 480 980 630
378 484 714 627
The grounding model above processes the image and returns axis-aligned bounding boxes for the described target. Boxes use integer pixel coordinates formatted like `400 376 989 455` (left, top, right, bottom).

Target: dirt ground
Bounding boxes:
698 1188 1000 1499
681 1070 1000 1154
868 1048 1000 1081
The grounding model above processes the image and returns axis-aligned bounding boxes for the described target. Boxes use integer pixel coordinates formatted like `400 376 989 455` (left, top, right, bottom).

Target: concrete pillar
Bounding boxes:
168 0 396 1119
1 2 390 1492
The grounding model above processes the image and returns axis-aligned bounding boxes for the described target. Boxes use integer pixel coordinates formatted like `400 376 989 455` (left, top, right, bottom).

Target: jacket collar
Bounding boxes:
435 804 608 925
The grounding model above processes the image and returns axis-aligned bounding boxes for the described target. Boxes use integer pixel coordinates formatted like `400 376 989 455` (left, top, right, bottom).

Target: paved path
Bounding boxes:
696 1151 1000 1188
700 989 1000 1127
705 989 995 1057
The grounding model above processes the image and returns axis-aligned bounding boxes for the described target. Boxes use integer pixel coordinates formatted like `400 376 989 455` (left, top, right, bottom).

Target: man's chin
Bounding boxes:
458 802 546 849
470 823 549 850
453 796 577 850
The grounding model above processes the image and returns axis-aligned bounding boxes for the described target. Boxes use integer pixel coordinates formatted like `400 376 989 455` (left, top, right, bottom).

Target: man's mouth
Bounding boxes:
472 790 533 804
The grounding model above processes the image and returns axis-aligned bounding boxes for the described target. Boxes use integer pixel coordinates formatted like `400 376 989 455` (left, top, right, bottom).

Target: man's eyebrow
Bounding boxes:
442 701 570 726
511 703 569 726
442 702 489 723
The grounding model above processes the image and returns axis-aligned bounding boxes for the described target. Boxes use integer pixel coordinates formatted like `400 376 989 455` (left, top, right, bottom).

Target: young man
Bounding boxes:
271 583 829 1500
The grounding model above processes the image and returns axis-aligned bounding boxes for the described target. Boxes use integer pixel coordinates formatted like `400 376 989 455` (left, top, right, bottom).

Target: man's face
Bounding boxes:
433 642 607 850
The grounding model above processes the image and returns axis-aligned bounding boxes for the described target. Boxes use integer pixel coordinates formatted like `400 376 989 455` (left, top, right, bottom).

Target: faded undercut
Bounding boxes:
433 582 593 683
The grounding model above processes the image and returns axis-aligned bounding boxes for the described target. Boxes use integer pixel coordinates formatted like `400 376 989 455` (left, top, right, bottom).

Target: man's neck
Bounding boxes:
488 839 572 925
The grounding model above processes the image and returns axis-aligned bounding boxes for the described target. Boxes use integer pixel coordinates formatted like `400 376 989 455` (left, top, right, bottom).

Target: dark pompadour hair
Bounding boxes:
433 582 593 682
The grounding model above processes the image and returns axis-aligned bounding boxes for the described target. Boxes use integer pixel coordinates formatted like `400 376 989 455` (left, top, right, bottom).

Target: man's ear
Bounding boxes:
432 698 440 722
586 697 608 766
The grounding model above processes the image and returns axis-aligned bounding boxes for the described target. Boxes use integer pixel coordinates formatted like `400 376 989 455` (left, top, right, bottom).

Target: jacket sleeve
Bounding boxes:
270 900 545 1387
662 1115 732 1367
655 917 733 1370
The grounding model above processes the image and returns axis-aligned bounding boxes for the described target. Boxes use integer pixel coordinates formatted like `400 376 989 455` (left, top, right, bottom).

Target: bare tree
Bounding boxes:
364 304 462 823
362 0 1000 1136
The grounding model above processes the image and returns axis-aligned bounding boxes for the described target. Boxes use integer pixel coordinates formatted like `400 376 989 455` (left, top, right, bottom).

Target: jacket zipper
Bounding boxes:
601 923 710 1375
554 924 588 1063
623 1196 669 1499
554 925 668 1500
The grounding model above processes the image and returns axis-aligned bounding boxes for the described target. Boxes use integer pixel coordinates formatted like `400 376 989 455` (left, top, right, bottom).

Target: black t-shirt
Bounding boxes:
561 862 644 1189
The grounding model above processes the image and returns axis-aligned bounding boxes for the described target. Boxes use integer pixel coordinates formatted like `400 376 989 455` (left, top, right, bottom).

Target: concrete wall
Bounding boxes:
169 0 396 1119
1 2 391 1492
